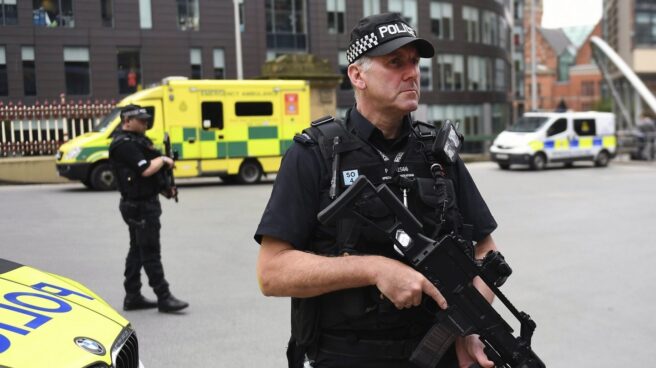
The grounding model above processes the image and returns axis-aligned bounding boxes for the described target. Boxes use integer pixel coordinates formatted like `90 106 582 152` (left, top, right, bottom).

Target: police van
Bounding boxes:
56 78 311 190
490 111 616 170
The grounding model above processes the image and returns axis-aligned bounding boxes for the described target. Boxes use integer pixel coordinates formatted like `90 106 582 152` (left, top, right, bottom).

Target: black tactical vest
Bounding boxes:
109 131 165 200
289 114 464 347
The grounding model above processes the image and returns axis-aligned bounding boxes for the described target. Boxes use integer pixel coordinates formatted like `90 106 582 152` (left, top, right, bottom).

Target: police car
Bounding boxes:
0 258 144 368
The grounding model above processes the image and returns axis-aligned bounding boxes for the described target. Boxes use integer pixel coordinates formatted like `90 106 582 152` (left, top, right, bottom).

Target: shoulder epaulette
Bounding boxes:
413 120 436 139
293 132 316 146
311 116 335 127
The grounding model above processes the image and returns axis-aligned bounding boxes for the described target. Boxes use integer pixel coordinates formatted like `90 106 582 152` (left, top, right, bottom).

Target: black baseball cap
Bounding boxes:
347 12 434 65
120 104 151 121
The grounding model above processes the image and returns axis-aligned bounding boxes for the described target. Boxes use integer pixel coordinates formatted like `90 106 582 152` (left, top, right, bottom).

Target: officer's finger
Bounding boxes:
422 279 448 310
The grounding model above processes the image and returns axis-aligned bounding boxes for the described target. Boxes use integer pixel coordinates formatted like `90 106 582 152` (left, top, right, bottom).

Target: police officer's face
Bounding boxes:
357 45 421 115
124 117 149 134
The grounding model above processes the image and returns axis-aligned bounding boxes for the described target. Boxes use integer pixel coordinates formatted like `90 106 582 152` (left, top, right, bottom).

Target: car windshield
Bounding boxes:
507 116 549 132
93 108 121 132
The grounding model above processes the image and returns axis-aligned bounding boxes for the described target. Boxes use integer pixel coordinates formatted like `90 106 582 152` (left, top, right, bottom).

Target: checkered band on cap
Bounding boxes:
122 108 148 118
346 32 379 64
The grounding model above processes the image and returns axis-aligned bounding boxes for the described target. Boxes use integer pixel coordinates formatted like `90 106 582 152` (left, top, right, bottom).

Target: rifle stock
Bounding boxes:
317 175 545 368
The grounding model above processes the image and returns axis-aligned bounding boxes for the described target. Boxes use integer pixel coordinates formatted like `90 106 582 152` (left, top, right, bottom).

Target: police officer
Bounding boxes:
255 13 500 368
109 104 189 313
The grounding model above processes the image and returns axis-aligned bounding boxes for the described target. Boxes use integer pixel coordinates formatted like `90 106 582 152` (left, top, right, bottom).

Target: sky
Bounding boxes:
541 0 603 28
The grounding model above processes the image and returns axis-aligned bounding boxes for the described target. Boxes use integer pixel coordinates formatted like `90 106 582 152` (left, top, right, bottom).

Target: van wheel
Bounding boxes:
237 160 262 184
530 153 547 171
594 151 610 167
90 162 117 191
498 163 510 170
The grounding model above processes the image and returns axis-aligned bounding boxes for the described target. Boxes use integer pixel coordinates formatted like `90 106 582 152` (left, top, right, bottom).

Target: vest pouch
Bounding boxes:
319 286 376 330
411 177 462 238
291 297 321 346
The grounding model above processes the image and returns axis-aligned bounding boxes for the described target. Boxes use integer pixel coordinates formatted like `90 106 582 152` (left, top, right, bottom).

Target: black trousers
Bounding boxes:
119 197 170 298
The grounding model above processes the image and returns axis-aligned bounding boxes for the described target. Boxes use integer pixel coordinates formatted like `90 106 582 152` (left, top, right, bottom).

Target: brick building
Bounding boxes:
523 0 603 112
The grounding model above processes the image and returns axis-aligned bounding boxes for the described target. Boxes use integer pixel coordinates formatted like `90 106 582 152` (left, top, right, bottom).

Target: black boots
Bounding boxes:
123 293 158 311
157 293 189 313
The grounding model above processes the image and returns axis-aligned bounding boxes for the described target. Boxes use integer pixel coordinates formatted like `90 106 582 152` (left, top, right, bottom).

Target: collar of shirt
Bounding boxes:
348 106 411 154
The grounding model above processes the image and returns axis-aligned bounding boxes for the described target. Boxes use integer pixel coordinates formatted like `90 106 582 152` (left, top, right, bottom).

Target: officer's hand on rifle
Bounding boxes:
455 334 494 368
372 256 448 310
162 156 175 168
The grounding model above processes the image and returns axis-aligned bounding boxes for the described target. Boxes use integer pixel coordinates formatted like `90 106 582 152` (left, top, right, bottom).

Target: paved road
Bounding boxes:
1 160 655 367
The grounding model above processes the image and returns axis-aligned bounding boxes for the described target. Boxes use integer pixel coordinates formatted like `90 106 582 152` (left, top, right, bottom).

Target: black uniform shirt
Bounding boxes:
255 108 497 250
110 133 154 175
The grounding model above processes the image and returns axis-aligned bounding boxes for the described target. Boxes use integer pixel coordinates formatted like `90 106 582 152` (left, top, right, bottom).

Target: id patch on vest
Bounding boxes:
342 169 359 186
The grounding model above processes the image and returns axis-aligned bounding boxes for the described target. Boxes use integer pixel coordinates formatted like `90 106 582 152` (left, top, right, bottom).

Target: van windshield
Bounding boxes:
507 116 549 132
93 108 121 132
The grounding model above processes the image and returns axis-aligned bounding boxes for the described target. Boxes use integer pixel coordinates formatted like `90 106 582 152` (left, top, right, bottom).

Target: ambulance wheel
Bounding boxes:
594 150 610 167
237 160 262 184
530 153 547 171
81 179 93 189
90 162 117 191
498 163 510 170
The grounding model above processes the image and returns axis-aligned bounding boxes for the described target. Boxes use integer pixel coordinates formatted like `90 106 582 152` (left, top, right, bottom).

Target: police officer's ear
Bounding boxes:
347 63 367 90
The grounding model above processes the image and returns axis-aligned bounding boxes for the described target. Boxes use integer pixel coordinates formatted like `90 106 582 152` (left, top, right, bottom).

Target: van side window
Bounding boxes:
202 102 224 129
546 118 567 137
574 119 596 136
235 102 273 116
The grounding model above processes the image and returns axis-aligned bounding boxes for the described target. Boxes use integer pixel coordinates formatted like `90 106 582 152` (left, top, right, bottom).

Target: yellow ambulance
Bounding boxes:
56 78 311 190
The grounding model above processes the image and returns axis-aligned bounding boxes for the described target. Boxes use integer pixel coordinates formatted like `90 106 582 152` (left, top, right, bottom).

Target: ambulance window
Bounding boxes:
574 119 596 136
235 102 273 116
546 118 567 137
202 101 224 129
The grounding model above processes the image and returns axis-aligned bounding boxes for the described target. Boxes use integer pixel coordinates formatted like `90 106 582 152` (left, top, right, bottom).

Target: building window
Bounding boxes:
436 54 464 91
428 104 483 138
1 0 18 25
63 47 90 95
499 17 508 49
635 0 656 45
327 0 345 34
22 46 37 96
0 46 7 96
139 0 151 29
338 51 351 90
467 56 491 91
557 52 574 81
482 11 498 45
494 58 506 91
117 49 140 95
388 0 417 28
462 6 480 43
101 0 113 27
266 0 307 52
213 48 225 79
190 48 202 79
238 0 245 32
430 2 452 40
32 0 74 27
363 0 380 17
581 81 594 96
420 58 432 91
177 0 199 31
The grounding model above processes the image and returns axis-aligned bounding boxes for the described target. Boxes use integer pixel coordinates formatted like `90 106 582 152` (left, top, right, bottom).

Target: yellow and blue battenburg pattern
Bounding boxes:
529 135 617 151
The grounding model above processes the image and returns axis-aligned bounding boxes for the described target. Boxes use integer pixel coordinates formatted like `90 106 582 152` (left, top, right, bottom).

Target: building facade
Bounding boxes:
522 0 603 112
0 0 514 152
602 0 656 120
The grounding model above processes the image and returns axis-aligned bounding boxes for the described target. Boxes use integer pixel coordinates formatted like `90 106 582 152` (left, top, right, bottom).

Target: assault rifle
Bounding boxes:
317 175 545 368
162 132 179 202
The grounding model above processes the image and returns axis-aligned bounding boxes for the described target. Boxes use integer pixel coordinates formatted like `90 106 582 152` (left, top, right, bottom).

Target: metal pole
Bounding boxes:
531 0 538 111
233 0 244 80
